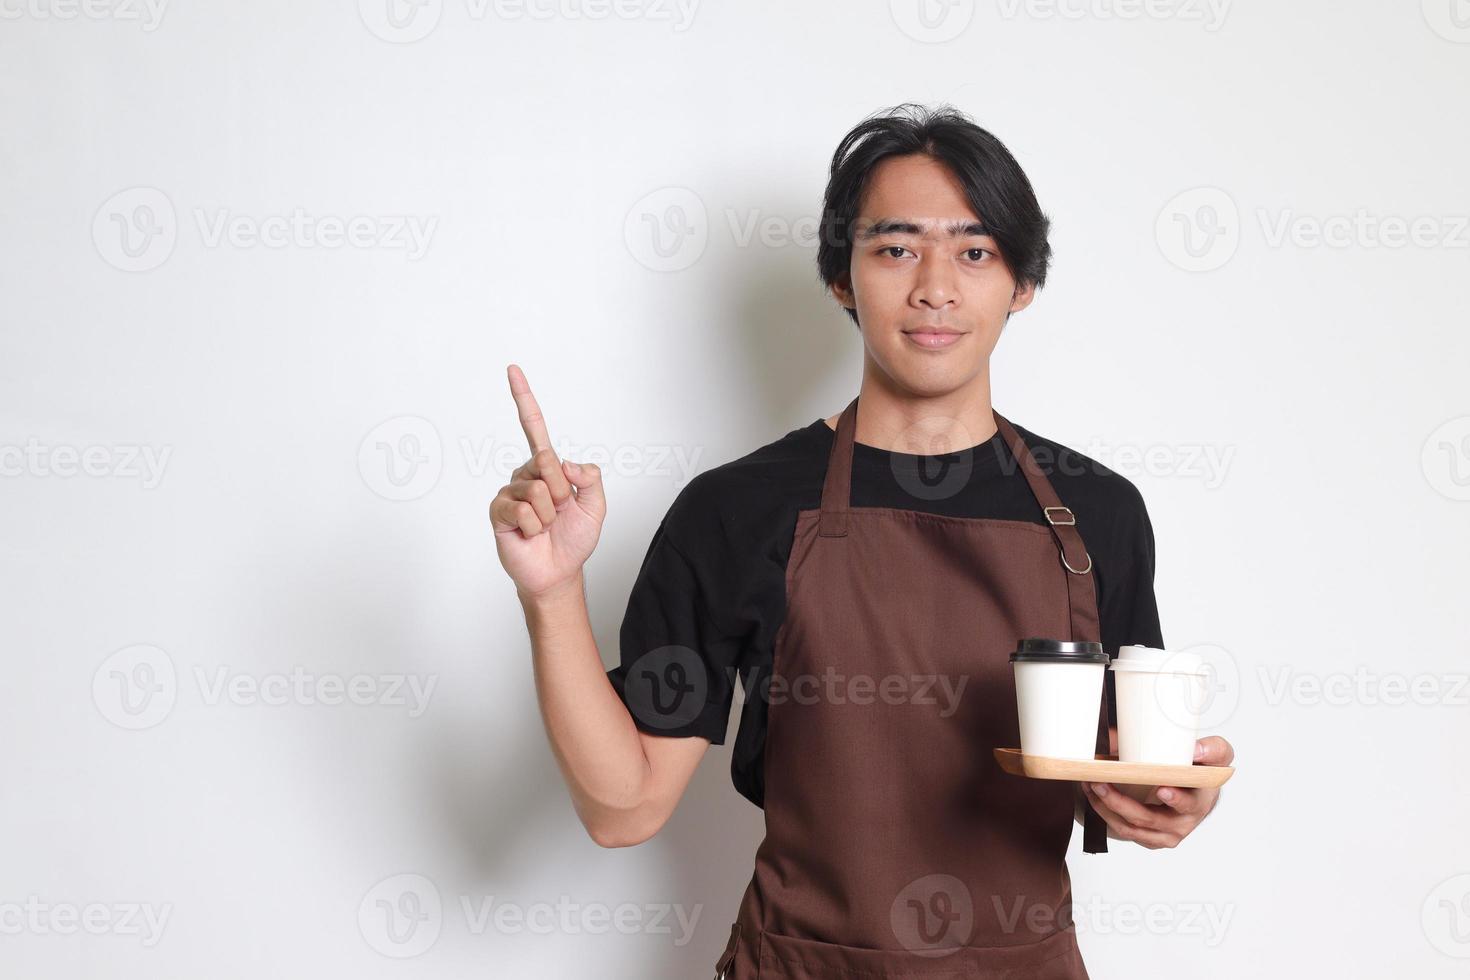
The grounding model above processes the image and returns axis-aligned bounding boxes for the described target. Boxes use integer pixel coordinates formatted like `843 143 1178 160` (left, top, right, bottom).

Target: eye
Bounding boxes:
880 245 911 259
964 248 991 261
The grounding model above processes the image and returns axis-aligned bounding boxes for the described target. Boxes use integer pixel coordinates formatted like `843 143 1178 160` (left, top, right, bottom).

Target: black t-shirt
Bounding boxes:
605 414 1165 809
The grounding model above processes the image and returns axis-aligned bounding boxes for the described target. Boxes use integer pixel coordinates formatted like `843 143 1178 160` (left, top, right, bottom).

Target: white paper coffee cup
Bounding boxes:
1111 645 1210 765
1010 638 1110 761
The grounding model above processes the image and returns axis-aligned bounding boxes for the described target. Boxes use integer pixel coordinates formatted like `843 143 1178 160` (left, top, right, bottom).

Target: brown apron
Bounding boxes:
714 396 1110 979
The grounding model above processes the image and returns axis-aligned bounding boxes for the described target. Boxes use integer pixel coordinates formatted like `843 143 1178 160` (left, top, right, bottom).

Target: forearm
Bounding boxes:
521 574 655 839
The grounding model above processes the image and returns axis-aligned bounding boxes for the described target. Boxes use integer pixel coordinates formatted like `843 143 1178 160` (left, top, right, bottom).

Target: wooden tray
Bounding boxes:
993 748 1234 789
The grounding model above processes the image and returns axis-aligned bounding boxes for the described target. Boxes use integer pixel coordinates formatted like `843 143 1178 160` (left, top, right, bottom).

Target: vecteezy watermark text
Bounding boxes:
994 895 1236 946
1258 665 1470 708
193 208 436 259
358 0 700 43
0 898 172 947
0 0 168 30
0 439 171 489
357 415 706 502
766 668 970 718
357 873 703 958
92 187 438 272
92 645 439 730
995 0 1230 30
1157 186 1470 272
194 666 438 718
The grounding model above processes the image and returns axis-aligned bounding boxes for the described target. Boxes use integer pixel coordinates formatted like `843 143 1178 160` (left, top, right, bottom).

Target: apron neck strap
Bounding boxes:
991 412 1095 584
817 396 859 538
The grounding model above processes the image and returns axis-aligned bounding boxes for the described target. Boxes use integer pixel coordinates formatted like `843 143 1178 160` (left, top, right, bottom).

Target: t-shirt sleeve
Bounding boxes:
604 498 743 744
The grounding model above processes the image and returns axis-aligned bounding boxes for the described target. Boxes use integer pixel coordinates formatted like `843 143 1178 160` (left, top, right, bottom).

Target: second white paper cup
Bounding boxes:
1111 645 1210 765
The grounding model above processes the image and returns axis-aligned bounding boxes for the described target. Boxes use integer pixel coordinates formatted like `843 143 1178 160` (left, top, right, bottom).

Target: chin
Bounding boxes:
886 364 980 399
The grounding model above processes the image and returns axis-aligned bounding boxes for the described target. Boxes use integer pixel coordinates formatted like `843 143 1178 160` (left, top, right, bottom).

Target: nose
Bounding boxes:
910 253 958 311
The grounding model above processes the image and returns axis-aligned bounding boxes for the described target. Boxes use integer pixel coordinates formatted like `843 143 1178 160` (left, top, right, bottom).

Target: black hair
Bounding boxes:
816 103 1053 326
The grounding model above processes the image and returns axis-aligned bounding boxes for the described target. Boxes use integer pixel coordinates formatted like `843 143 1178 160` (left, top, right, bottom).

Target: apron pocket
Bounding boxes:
756 925 1084 979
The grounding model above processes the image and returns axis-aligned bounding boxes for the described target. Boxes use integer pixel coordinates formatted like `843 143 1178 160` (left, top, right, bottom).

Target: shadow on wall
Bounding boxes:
722 193 863 434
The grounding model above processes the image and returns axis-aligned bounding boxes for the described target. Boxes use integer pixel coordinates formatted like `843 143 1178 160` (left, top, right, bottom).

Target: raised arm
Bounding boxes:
491 364 706 847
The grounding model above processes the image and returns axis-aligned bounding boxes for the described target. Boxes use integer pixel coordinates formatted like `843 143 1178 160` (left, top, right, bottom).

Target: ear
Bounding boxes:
829 273 856 313
1009 279 1037 314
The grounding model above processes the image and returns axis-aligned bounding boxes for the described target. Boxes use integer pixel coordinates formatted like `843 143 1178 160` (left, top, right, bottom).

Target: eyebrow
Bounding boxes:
855 218 991 240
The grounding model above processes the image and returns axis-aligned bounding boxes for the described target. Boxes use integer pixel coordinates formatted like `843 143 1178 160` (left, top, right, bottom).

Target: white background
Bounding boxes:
3 1 1469 977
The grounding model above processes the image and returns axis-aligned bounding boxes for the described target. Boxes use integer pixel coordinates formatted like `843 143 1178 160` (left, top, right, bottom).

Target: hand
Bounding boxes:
1080 736 1234 849
489 364 607 599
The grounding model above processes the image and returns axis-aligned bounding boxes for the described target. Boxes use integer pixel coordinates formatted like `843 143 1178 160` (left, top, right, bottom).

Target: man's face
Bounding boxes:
830 153 1035 396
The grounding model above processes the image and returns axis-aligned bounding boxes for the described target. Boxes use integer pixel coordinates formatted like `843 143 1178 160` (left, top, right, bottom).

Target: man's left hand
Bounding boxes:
1080 736 1234 849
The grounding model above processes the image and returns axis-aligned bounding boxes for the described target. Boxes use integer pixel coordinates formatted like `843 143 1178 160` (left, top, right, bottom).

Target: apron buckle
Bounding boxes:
1061 549 1094 575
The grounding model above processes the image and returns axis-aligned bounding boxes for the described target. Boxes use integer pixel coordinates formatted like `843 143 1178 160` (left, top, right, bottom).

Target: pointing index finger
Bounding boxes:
507 363 554 455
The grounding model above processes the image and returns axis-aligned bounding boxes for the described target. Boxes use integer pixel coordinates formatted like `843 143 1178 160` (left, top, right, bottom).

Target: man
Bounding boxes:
491 103 1233 979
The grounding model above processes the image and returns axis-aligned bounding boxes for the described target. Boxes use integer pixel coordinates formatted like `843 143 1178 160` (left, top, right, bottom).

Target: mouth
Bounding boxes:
902 327 967 350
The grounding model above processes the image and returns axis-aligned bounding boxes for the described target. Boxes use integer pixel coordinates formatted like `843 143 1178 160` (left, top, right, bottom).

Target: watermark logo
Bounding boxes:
622 645 710 731
624 187 708 272
93 187 177 273
1156 643 1239 730
359 873 442 958
1156 187 1239 272
1422 415 1470 502
1423 873 1470 958
885 415 985 502
1422 0 1470 43
359 416 444 502
92 644 177 730
891 873 972 955
359 0 443 42
890 0 975 43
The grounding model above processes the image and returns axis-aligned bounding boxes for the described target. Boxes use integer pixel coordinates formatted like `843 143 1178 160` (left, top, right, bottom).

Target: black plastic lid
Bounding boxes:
1009 637 1109 665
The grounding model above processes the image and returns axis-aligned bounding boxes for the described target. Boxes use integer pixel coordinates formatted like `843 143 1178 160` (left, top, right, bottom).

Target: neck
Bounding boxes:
826 364 998 454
